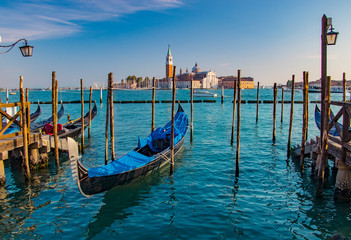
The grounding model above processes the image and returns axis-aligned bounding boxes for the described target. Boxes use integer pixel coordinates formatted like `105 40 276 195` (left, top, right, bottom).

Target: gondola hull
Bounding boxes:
77 138 184 196
73 104 188 196
59 102 97 139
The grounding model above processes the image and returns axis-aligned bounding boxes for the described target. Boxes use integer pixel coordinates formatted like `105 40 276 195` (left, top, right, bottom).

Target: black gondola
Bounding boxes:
31 102 65 131
30 103 42 123
71 104 188 196
314 105 350 136
59 101 98 139
2 103 41 134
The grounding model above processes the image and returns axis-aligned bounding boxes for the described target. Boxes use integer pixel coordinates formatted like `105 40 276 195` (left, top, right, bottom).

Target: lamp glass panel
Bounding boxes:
20 46 33 57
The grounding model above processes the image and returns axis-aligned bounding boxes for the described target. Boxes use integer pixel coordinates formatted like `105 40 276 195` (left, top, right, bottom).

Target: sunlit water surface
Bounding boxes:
0 89 350 239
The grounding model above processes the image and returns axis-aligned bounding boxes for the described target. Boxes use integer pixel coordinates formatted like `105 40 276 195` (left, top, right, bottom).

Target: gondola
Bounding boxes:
72 104 188 196
314 105 349 136
2 103 42 134
58 101 98 139
31 102 64 131
30 102 42 123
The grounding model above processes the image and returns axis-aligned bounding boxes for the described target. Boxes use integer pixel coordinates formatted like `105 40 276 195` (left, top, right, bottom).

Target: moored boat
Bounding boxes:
31 102 64 131
314 105 350 136
71 104 188 196
193 90 217 97
58 101 98 139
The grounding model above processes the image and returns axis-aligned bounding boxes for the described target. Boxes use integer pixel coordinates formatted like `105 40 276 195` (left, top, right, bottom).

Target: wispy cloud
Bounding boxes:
0 0 182 42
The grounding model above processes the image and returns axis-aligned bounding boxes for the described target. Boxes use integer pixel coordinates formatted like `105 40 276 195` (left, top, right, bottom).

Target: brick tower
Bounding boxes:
166 45 173 88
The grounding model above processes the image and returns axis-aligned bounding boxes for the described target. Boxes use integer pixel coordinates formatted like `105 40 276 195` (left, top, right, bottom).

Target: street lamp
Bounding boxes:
0 38 34 57
326 25 339 45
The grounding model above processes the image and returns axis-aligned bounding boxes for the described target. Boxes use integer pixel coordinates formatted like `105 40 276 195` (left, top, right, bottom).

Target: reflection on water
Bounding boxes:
85 167 169 239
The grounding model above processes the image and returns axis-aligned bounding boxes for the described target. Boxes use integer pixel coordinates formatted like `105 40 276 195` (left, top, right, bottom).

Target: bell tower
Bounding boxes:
166 45 173 81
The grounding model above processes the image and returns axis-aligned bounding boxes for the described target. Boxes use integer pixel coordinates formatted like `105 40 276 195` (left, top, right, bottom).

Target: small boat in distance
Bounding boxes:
193 90 217 97
72 104 188 196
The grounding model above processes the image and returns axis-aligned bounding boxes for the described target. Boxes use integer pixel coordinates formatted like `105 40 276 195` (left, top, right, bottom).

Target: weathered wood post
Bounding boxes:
109 73 115 161
343 72 346 102
281 87 284 123
6 89 9 103
190 77 193 143
170 66 176 175
152 77 155 132
52 72 59 165
287 75 295 158
100 87 103 104
256 82 259 123
105 75 111 165
305 72 309 141
80 79 84 154
231 77 237 145
236 70 241 177
0 96 4 185
0 95 2 132
0 159 5 186
89 86 92 139
25 88 31 145
221 85 224 104
300 72 309 170
273 83 277 143
317 76 331 185
20 76 30 178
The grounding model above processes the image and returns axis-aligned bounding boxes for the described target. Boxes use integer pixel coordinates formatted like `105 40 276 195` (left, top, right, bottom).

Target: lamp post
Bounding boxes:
319 14 339 182
0 38 34 57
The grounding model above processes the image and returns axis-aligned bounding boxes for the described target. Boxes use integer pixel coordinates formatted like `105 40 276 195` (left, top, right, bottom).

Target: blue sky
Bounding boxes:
0 0 351 88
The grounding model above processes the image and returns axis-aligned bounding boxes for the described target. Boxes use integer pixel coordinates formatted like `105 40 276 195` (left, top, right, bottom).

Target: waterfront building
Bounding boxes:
218 76 254 89
176 63 219 89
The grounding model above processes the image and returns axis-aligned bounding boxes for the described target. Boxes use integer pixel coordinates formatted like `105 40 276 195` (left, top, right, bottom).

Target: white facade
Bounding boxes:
201 70 218 89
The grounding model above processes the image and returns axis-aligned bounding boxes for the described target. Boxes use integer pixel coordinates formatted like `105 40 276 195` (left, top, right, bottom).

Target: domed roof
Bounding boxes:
192 62 201 73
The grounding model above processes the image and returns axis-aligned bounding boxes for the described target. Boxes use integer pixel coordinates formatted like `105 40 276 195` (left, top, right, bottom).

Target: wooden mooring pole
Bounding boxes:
221 85 224 104
170 66 176 175
6 89 9 103
190 77 193 143
105 76 111 165
273 83 277 143
343 72 346 102
300 72 309 170
89 86 92 139
231 78 237 145
287 75 295 158
256 82 259 123
20 76 30 178
109 73 115 161
0 95 2 134
317 76 331 185
100 87 103 104
281 87 284 123
80 79 84 154
236 70 241 177
53 72 59 165
0 95 4 185
152 77 155 132
25 89 30 145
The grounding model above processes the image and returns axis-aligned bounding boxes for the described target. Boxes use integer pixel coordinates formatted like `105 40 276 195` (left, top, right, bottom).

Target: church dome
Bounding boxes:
192 63 201 73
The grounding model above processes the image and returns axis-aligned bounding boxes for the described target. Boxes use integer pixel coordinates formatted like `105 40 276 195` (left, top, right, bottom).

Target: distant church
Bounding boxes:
158 45 218 89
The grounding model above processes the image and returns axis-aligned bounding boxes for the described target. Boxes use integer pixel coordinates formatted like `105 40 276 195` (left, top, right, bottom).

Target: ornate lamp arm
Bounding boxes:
0 38 29 54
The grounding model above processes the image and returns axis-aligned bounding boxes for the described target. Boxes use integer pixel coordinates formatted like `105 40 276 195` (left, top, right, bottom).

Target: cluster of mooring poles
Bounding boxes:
286 70 351 200
0 71 96 185
103 66 195 176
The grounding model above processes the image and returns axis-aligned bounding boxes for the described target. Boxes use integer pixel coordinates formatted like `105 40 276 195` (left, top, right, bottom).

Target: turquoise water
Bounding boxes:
1 89 350 239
